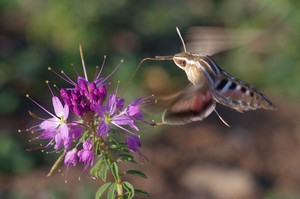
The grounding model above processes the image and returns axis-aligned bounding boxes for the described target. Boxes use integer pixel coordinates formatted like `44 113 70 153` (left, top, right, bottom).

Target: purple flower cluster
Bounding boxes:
26 54 148 173
60 77 107 117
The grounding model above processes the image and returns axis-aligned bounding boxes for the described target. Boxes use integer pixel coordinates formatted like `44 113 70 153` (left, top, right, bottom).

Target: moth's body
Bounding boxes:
173 51 276 113
140 28 277 125
159 51 277 125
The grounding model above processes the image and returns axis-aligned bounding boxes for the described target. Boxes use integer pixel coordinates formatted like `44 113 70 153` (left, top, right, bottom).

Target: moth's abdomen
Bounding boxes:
213 76 277 112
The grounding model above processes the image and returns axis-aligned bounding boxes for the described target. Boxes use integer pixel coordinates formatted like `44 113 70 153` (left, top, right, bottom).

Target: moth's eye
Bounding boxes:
179 60 187 67
173 57 188 70
174 58 187 68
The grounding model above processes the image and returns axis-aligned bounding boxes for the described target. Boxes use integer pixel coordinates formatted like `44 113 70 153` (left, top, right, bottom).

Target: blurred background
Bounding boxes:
1 0 300 198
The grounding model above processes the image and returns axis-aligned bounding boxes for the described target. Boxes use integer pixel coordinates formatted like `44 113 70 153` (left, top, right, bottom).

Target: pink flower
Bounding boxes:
26 94 82 151
39 96 70 150
93 94 134 136
77 140 94 170
64 148 78 167
126 135 141 152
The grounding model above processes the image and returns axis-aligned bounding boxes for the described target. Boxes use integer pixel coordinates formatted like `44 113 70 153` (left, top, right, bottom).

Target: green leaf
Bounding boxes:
125 170 147 179
135 189 150 196
100 164 109 182
111 162 120 181
109 144 118 150
107 138 130 152
107 182 116 199
123 181 135 199
107 137 119 145
118 153 133 158
103 154 112 165
109 144 129 153
90 158 104 178
117 153 136 163
95 182 111 199
81 131 90 141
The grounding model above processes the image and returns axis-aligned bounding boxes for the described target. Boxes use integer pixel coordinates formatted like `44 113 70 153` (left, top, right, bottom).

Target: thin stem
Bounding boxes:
98 137 114 161
47 151 66 177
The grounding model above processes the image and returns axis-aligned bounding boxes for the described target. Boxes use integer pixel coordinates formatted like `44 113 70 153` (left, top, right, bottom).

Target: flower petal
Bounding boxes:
113 115 133 126
69 125 83 139
107 94 117 114
59 123 69 140
93 104 105 118
52 96 65 117
39 128 56 139
116 97 125 110
40 118 59 130
129 98 144 106
126 105 143 119
63 137 72 150
63 104 69 119
54 132 63 150
64 148 78 167
83 140 93 150
77 76 89 90
129 123 139 131
98 121 109 136
126 135 141 152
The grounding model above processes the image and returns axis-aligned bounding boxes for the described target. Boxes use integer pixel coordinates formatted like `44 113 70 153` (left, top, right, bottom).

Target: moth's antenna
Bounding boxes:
214 108 230 127
122 28 182 96
121 57 171 97
176 27 187 52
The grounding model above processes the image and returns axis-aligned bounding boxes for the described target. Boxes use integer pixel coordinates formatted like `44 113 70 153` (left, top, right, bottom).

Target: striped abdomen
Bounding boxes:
212 73 277 112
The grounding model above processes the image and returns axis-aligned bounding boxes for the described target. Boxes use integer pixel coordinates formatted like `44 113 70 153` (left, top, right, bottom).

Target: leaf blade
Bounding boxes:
111 162 120 181
107 182 116 199
95 182 112 199
135 189 150 197
125 170 147 179
123 181 135 199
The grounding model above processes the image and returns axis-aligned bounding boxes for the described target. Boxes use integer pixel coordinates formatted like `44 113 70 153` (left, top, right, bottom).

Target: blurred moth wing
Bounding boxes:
161 84 216 125
185 26 264 55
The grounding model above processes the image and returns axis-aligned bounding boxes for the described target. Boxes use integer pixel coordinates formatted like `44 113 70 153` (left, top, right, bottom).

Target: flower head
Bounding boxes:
39 96 70 150
94 94 134 136
64 148 78 167
55 54 123 119
78 140 94 170
27 94 82 151
126 135 142 152
124 98 145 131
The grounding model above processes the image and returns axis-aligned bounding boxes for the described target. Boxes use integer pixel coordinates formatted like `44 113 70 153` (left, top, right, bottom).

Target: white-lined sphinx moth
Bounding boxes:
133 27 277 125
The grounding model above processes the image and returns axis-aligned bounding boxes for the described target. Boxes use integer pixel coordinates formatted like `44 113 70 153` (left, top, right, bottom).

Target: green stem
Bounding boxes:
93 128 124 198
116 179 124 199
101 138 116 162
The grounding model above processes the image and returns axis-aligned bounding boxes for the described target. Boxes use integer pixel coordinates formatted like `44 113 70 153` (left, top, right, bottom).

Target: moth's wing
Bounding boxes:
162 84 216 125
185 26 263 55
212 74 277 112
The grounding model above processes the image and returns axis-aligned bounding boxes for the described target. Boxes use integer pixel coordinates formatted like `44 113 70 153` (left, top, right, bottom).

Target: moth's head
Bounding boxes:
173 52 195 70
173 52 202 85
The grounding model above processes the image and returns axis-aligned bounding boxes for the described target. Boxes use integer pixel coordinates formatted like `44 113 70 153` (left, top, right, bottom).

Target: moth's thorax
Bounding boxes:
186 65 206 85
